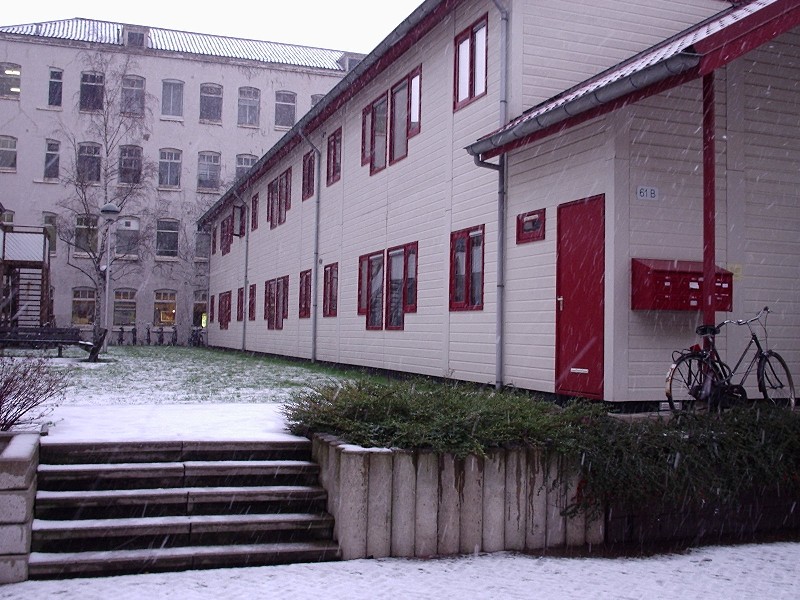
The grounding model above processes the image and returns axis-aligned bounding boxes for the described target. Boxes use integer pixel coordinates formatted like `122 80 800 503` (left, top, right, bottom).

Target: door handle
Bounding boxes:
557 296 564 311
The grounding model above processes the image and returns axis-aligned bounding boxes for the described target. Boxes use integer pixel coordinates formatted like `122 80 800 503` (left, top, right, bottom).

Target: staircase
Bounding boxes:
30 440 339 578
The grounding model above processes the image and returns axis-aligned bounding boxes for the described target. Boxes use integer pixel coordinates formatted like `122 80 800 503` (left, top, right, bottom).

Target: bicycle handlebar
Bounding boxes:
697 306 770 337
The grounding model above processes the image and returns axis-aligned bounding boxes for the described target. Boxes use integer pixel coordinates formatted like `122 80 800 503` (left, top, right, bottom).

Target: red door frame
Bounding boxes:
555 195 605 400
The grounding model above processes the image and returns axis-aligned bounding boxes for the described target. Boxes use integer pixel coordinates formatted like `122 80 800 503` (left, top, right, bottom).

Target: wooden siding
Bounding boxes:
517 0 724 117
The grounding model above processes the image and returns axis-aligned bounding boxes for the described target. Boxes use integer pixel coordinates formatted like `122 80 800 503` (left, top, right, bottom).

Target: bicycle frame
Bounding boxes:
709 330 762 388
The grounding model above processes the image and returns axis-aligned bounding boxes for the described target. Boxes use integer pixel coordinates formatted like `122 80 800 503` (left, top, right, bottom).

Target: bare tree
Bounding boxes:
53 52 158 339
0 355 69 431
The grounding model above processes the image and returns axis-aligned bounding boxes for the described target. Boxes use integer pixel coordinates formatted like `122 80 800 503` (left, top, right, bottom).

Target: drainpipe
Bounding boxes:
479 1 509 390
301 131 322 362
233 193 250 352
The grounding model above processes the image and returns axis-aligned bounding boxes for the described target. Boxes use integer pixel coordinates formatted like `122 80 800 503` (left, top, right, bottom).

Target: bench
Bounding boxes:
0 327 106 361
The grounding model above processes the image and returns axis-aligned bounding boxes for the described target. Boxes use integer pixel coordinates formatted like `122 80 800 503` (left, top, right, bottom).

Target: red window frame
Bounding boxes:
449 225 484 311
360 106 371 166
248 283 256 321
211 226 217 254
219 290 232 330
454 15 488 111
236 287 244 322
364 94 388 174
326 127 342 186
209 294 215 322
389 67 422 165
302 151 315 200
220 213 234 255
299 269 311 318
516 209 546 243
251 194 259 231
265 276 289 330
385 242 418 330
323 262 338 317
358 252 384 330
267 168 291 229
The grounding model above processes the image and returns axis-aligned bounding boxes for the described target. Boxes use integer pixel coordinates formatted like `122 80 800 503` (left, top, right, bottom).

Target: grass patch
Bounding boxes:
285 379 800 515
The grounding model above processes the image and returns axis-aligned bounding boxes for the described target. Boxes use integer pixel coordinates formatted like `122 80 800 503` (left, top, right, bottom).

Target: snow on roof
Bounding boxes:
0 17 355 71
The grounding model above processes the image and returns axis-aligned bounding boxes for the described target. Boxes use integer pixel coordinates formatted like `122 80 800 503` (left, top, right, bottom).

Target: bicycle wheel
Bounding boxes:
666 353 716 412
758 351 796 410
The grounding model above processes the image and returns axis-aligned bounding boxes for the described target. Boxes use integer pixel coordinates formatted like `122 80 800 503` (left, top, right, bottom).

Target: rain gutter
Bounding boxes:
300 131 322 363
467 51 700 160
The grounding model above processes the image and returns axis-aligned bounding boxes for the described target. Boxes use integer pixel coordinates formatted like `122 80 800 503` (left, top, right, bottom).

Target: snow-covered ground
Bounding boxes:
2 347 798 598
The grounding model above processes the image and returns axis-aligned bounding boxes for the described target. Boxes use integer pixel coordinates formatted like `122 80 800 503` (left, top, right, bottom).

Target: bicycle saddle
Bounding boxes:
696 324 721 337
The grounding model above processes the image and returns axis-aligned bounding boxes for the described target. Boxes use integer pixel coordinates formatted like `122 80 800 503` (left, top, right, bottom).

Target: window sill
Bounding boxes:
0 96 20 102
114 254 139 261
274 125 293 131
0 168 17 174
155 256 179 262
199 119 223 126
34 178 61 184
160 115 184 122
157 186 182 192
197 187 220 194
238 123 260 129
72 252 94 259
36 106 63 112
194 257 209 263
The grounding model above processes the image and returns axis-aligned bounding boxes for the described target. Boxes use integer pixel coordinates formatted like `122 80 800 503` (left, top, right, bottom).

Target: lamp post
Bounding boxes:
100 202 120 351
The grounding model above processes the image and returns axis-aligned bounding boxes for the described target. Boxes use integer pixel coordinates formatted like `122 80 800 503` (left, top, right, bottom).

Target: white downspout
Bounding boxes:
301 131 322 363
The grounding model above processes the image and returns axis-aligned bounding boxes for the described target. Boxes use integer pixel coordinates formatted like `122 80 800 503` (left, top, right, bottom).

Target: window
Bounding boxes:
210 294 215 323
71 288 95 325
238 87 260 126
450 225 484 310
302 151 315 200
358 252 384 329
44 140 59 179
326 128 342 186
75 215 98 254
299 269 311 319
80 72 104 111
161 80 184 117
113 289 137 326
0 63 21 99
0 210 13 224
195 229 211 260
0 136 17 171
211 226 217 255
115 217 140 257
311 94 324 106
218 213 233 255
43 213 57 255
323 263 338 318
193 290 207 327
121 75 145 116
386 243 418 329
156 219 179 258
275 91 296 127
362 94 387 173
154 290 177 326
267 168 291 229
77 143 101 183
48 69 63 107
237 287 245 322
251 194 259 231
197 151 221 189
390 67 421 163
200 84 222 122
236 154 257 180
264 276 289 330
248 283 257 321
454 16 488 110
126 30 146 47
159 148 181 188
118 145 142 184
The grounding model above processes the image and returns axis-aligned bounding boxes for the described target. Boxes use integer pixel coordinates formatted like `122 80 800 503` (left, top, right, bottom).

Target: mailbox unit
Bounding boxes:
631 259 733 312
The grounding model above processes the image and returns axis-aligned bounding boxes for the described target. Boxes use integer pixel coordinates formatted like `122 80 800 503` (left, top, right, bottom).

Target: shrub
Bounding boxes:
0 355 69 431
284 379 800 516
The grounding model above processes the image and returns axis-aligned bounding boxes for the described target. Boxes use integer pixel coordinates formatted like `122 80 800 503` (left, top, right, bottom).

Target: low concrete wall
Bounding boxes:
0 433 39 583
311 434 604 559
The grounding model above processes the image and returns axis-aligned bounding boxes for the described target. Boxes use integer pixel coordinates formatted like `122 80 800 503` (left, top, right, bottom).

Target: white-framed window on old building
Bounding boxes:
0 136 17 171
153 289 176 326
156 219 179 258
274 91 296 128
159 148 181 188
113 288 137 326
71 287 96 325
121 75 145 116
161 79 184 117
44 139 60 179
74 214 98 255
238 87 260 126
0 63 21 99
115 216 140 258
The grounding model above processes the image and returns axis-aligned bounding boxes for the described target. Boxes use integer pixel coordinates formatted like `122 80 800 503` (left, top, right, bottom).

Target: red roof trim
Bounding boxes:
697 0 800 73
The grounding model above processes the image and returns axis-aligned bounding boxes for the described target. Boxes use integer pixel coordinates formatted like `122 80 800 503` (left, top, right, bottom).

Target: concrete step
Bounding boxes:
28 540 340 578
32 512 335 552
35 485 329 519
39 440 313 464
37 460 321 491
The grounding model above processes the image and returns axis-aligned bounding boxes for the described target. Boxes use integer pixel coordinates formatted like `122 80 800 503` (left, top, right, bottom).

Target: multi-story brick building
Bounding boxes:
0 18 361 343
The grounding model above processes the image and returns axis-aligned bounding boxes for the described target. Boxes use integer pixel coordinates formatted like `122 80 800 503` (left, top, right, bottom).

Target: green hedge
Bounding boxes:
284 379 800 515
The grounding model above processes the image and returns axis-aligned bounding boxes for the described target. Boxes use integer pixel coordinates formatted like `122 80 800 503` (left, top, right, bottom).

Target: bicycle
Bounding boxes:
665 306 795 413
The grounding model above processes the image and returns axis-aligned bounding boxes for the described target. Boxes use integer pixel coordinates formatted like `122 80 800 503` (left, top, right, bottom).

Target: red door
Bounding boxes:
555 195 605 399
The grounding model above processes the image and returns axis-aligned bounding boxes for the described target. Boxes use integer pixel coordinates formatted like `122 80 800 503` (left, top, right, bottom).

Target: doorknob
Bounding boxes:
557 296 564 311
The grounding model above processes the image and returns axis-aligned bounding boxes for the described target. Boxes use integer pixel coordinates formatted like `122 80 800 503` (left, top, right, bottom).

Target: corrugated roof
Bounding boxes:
467 0 782 158
0 17 353 71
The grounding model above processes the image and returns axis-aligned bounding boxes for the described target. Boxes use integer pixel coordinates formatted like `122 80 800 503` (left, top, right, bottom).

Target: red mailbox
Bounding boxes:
631 259 733 312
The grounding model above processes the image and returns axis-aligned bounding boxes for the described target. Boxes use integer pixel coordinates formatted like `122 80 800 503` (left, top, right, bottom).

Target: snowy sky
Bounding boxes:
2 0 425 54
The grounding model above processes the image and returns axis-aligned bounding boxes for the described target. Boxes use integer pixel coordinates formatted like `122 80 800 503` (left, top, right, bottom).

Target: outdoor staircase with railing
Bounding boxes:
29 439 339 578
